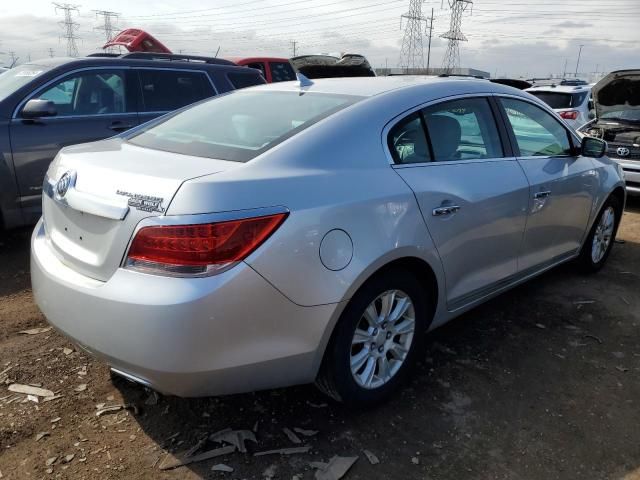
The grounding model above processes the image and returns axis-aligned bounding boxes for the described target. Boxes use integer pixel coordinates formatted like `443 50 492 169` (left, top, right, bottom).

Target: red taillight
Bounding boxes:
125 213 287 276
560 110 579 120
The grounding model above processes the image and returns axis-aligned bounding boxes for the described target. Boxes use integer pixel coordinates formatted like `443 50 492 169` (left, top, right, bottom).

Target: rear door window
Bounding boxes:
500 98 572 157
138 69 214 112
389 113 431 164
422 98 504 161
246 62 266 77
269 62 296 82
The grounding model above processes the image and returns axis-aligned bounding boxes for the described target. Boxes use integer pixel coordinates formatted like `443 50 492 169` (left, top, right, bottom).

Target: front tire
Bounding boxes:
316 268 428 407
577 195 622 273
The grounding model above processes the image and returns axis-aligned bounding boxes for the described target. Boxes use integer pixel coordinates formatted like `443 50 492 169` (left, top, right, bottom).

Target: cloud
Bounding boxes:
554 21 594 29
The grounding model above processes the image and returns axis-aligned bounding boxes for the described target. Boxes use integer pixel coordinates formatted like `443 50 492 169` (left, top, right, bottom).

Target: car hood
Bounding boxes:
592 69 640 119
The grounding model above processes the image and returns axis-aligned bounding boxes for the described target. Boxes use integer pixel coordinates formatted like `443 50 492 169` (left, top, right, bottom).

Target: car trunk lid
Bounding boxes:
43 138 239 282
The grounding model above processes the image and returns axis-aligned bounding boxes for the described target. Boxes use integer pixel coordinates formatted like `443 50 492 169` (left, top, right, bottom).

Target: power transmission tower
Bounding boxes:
290 40 298 57
94 10 119 52
426 8 435 73
440 0 472 74
399 0 430 72
48 48 55 58
53 3 81 57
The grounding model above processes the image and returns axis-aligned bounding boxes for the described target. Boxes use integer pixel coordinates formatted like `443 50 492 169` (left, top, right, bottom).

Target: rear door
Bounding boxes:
391 96 530 310
497 96 596 271
135 68 217 125
9 68 139 215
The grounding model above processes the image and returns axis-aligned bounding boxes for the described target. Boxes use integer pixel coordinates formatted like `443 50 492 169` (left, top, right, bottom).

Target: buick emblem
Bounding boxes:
56 171 74 198
616 147 630 157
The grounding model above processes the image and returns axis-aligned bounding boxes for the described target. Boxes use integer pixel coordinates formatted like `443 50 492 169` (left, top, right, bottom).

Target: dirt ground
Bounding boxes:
0 199 639 480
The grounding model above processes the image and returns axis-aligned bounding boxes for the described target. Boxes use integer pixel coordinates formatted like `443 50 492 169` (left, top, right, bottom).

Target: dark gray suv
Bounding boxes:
0 52 265 230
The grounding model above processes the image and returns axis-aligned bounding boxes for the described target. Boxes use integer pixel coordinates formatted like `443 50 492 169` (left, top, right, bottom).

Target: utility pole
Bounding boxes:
9 51 18 68
399 0 428 73
562 58 568 78
574 44 584 78
48 47 55 58
426 7 435 74
441 0 473 74
290 40 298 57
94 10 119 52
53 3 80 57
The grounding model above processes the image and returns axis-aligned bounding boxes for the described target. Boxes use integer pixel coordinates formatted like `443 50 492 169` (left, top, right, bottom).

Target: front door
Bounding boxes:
9 68 139 220
391 97 530 310
498 97 596 271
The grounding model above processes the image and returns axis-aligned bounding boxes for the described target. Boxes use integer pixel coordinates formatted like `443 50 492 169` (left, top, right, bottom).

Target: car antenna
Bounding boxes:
297 72 314 88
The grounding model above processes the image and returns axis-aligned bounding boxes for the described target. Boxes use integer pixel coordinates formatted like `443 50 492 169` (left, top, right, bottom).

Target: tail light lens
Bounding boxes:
560 110 579 120
125 213 288 277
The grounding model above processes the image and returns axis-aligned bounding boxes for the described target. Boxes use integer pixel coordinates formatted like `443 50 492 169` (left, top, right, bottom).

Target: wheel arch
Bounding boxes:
312 254 441 378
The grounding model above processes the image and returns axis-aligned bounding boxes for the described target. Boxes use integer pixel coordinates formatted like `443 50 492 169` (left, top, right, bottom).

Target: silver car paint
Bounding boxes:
31 77 626 397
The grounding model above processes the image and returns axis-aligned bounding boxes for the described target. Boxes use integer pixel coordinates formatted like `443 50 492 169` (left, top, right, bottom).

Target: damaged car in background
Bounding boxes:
290 53 376 79
579 69 640 195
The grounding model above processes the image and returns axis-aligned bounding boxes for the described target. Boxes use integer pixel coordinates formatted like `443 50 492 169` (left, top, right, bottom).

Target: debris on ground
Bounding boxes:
63 454 75 463
45 457 57 466
584 334 604 345
63 347 73 355
363 449 380 465
312 456 359 480
8 383 54 398
294 427 319 437
211 463 234 472
18 327 52 335
307 401 328 408
574 300 596 305
254 446 312 457
35 432 50 441
159 445 236 471
535 323 547 329
95 403 138 417
262 464 277 479
210 429 257 453
283 427 303 444
74 384 87 392
411 457 420 465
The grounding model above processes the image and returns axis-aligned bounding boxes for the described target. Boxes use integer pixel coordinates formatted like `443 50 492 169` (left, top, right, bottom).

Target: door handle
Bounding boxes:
534 191 551 199
432 205 461 216
109 121 135 132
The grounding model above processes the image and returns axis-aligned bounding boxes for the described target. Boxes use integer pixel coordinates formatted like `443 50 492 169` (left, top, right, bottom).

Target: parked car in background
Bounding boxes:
579 69 640 195
526 83 593 130
230 57 296 83
32 76 624 405
291 53 376 79
0 52 264 231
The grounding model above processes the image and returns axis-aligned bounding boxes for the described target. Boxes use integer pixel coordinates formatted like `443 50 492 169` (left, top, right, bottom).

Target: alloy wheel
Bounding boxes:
350 289 416 389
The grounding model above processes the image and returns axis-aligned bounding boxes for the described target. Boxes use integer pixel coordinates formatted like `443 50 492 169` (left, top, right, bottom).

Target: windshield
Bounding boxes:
0 64 51 102
601 110 640 122
529 91 588 109
127 91 361 162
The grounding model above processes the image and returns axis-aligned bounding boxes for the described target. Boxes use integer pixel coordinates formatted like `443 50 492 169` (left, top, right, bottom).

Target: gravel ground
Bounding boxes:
0 198 639 480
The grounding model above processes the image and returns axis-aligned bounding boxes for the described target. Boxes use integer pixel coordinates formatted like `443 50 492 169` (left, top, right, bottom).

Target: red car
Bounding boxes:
229 57 297 83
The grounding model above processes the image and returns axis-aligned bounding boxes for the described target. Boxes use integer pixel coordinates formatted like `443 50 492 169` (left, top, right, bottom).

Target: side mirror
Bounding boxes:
21 99 57 119
581 136 606 158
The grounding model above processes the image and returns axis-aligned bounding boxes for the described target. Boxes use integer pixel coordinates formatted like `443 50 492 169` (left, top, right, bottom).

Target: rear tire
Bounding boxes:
577 195 622 273
316 268 428 407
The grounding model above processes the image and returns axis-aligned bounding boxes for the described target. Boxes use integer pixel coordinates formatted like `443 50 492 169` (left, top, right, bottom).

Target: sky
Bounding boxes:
0 0 638 79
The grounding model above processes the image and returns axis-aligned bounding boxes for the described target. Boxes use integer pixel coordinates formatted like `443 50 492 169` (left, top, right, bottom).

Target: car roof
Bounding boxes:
21 55 245 71
246 75 517 98
229 57 290 64
526 84 592 93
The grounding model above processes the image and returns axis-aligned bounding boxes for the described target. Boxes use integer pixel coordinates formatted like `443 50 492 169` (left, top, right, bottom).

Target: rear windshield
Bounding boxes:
127 91 361 162
0 64 51 102
529 91 588 109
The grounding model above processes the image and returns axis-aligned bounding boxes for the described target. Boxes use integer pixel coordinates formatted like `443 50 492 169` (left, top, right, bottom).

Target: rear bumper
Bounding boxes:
31 219 340 397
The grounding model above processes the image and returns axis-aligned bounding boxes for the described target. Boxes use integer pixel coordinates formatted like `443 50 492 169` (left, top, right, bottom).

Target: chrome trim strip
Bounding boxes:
448 250 578 311
44 174 130 221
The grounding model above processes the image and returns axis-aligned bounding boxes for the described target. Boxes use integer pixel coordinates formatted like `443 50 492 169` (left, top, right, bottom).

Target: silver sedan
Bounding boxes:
31 76 625 405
